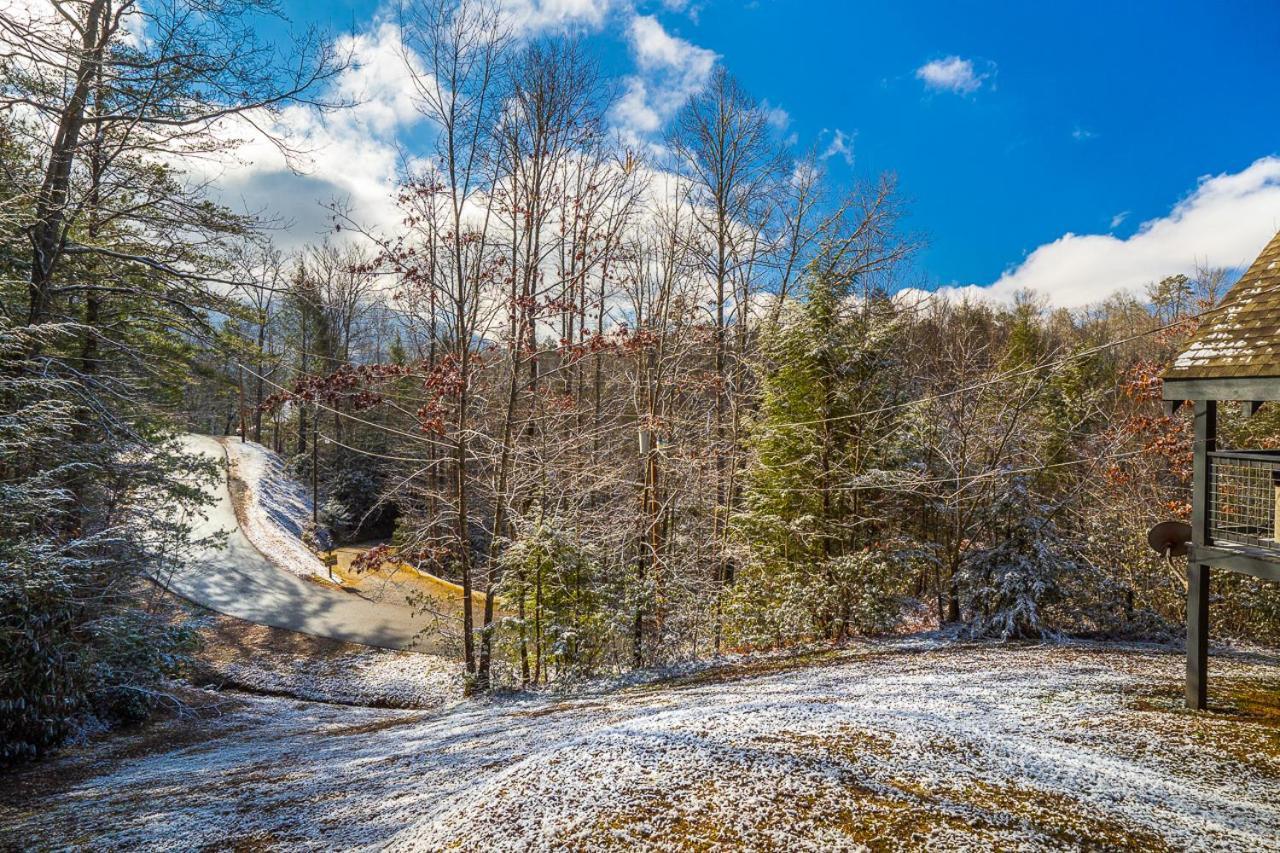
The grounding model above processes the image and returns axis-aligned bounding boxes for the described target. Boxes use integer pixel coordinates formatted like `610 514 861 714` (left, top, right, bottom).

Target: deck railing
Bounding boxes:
1208 450 1280 549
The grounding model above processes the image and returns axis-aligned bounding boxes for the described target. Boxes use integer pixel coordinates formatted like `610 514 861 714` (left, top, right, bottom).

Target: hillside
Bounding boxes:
6 2 1280 847
5 643 1278 851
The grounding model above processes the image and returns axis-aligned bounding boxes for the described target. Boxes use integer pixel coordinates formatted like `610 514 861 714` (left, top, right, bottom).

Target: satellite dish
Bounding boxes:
1147 520 1193 558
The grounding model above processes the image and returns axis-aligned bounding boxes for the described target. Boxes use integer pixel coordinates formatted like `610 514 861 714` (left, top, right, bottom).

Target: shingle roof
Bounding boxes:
1165 230 1280 380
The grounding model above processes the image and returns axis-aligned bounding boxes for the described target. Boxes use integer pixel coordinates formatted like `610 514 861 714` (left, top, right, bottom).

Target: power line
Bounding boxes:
313 430 434 465
231 300 1209 447
236 360 459 453
236 356 653 458
225 303 1208 501
739 433 1208 498
728 312 1205 432
737 448 1145 497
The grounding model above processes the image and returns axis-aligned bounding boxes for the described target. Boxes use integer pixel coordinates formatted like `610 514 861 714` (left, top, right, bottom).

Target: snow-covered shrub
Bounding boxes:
0 324 209 762
724 547 909 647
301 519 332 553
825 550 908 636
84 612 198 723
320 465 388 542
289 450 395 545
1 512 204 764
495 518 622 683
0 549 81 762
958 479 1075 640
721 551 815 648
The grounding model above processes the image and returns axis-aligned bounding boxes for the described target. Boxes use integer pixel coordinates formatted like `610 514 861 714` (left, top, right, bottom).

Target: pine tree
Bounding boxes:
728 261 907 646
496 517 619 683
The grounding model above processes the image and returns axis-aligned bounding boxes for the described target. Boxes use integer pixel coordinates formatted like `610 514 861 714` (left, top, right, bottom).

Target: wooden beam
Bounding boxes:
1163 376 1280 402
1191 401 1216 548
1163 399 1185 416
1187 563 1209 711
1187 545 1280 582
1244 400 1266 417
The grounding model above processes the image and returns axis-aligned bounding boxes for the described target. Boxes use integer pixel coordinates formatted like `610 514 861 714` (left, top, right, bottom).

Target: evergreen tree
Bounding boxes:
496 517 619 683
728 260 907 645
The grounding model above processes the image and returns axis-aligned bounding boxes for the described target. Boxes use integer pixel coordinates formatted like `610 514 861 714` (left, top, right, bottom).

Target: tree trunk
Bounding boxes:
27 0 109 331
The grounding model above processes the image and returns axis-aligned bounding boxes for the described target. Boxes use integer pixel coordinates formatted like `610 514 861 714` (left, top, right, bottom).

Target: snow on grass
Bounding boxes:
221 438 327 580
7 644 1280 850
205 648 464 709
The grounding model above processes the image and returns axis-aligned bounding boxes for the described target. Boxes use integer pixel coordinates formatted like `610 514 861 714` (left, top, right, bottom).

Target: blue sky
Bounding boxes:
246 0 1280 306
704 0 1280 285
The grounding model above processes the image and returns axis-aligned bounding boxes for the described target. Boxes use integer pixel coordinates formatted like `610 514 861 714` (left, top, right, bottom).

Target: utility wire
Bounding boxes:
708 311 1207 432
226 302 1211 499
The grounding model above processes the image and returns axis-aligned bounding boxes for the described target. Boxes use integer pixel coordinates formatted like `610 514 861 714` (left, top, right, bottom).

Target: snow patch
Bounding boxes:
207 649 464 709
221 439 328 579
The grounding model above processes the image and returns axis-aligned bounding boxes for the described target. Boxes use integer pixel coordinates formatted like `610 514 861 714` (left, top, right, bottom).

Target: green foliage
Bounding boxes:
0 322 213 763
320 462 394 542
828 551 911 636
728 262 908 645
957 479 1075 639
496 518 621 680
726 549 907 647
82 612 199 724
0 550 81 762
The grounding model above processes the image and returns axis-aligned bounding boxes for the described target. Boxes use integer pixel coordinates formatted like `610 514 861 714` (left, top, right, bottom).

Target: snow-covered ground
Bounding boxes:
205 646 464 709
221 438 328 580
7 644 1280 850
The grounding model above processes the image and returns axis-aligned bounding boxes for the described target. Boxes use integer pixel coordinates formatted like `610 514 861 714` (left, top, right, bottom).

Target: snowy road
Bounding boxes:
6 644 1279 850
157 435 430 651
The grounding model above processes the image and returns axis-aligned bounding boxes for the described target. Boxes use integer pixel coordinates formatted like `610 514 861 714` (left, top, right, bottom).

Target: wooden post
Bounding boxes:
1186 564 1209 710
1187 400 1216 710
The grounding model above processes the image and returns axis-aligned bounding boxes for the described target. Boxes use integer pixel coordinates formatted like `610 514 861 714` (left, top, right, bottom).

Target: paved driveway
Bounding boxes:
157 435 431 651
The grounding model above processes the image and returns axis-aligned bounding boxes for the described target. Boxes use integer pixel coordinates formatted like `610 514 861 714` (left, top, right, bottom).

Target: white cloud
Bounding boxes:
791 159 820 189
329 23 424 135
1110 211 1129 229
613 79 663 136
820 128 855 167
915 56 988 95
196 19 427 248
663 0 704 22
198 5 720 247
762 100 791 131
927 157 1280 308
501 0 616 34
611 15 717 142
628 14 714 76
1072 125 1097 142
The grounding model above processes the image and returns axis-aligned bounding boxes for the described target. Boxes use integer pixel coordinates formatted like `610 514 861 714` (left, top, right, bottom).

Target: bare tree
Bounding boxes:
667 67 786 651
393 0 507 684
6 0 343 335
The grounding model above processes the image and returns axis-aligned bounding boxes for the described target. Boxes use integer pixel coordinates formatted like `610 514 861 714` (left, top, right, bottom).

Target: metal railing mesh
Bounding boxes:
1209 454 1279 548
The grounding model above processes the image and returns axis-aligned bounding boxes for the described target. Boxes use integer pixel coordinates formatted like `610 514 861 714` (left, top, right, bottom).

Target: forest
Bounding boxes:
3 0 1279 766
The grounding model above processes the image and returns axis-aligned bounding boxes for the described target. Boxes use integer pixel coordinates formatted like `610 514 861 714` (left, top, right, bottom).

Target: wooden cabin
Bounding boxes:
1162 230 1280 710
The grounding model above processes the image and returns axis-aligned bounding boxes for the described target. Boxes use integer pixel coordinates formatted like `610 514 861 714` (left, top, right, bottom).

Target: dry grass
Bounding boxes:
7 643 1279 850
194 610 376 667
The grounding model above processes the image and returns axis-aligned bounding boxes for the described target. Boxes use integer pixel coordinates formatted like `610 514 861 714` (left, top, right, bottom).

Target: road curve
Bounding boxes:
157 435 430 651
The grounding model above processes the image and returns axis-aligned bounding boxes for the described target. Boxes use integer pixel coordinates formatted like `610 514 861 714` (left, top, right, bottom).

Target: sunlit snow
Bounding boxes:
7 644 1278 850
